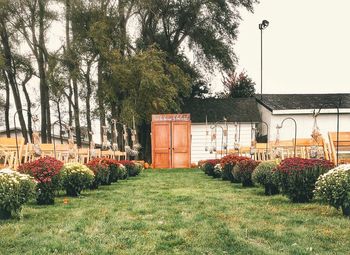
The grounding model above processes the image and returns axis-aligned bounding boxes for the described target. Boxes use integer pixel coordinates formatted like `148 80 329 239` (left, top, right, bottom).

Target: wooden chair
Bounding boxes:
0 137 25 169
328 132 350 164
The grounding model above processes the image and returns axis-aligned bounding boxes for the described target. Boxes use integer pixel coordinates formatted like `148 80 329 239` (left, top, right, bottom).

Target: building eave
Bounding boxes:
272 109 350 115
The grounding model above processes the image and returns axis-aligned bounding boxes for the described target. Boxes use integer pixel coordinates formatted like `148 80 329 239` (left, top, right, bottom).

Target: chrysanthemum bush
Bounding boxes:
0 169 36 219
60 163 94 196
220 155 250 182
275 158 334 203
252 161 279 195
200 159 220 176
213 164 223 179
232 158 259 187
314 164 350 216
18 157 63 205
86 158 111 188
119 160 142 177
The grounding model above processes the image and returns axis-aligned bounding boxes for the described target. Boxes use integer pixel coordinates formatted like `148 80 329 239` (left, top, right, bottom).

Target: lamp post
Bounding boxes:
276 117 297 157
259 19 269 100
259 121 269 151
315 98 342 165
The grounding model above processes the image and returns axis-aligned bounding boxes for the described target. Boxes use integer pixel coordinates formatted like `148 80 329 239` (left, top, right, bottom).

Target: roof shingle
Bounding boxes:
256 93 350 111
182 98 261 123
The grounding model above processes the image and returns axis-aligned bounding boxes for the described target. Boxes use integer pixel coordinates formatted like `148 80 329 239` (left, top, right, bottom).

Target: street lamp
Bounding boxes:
315 98 342 165
276 117 297 157
259 19 269 100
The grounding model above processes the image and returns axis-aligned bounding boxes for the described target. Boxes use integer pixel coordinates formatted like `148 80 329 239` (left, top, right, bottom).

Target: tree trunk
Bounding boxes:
22 84 33 142
73 77 82 147
56 101 63 144
65 0 73 127
38 0 48 143
140 120 151 162
97 58 106 143
46 98 52 143
0 21 28 142
85 62 92 143
3 70 10 138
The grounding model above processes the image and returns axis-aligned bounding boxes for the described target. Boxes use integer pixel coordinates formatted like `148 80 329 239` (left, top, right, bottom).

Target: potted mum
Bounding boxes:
60 163 94 196
252 161 279 195
315 164 350 217
232 158 259 187
275 158 334 203
0 169 36 219
18 157 63 205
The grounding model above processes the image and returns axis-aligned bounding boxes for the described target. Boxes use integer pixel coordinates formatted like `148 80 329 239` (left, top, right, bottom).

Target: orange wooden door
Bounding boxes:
152 122 171 168
171 122 191 168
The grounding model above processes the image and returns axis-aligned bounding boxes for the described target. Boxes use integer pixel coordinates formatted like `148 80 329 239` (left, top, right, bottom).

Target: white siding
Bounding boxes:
258 105 350 143
191 123 253 163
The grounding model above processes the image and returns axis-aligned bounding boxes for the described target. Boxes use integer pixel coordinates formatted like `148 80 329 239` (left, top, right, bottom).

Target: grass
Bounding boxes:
1 169 350 255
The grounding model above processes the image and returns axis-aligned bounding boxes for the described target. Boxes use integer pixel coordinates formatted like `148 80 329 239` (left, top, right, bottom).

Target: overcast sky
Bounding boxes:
212 0 350 94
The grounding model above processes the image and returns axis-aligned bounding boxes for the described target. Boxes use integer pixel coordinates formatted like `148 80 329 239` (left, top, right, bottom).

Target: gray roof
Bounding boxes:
256 93 350 111
182 98 261 123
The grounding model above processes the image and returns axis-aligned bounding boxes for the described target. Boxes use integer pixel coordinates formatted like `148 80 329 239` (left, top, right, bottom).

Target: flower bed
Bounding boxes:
232 158 259 187
220 154 250 182
252 161 279 195
18 157 63 205
60 163 95 196
0 169 36 219
275 158 334 203
315 164 350 216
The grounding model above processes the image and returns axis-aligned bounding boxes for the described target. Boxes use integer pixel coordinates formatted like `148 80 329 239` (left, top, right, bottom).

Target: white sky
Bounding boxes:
212 0 350 94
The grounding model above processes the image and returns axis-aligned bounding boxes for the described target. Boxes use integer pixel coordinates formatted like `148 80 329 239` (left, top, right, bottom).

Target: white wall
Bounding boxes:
191 123 253 163
258 106 350 143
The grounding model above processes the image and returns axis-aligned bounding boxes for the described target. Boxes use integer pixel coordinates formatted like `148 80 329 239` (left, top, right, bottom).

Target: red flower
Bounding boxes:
18 156 63 184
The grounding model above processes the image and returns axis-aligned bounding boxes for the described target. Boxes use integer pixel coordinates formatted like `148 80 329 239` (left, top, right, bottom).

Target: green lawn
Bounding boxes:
1 169 349 255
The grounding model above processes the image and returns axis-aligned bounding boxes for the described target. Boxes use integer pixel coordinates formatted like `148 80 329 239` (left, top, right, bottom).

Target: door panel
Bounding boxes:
152 122 171 168
172 122 191 168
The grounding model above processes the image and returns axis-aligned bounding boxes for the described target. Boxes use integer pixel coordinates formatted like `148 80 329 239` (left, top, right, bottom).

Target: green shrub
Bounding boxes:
213 164 223 179
315 164 350 216
202 159 220 176
0 169 36 219
117 164 128 180
252 161 279 195
275 158 334 203
232 159 259 187
119 161 142 177
60 163 94 196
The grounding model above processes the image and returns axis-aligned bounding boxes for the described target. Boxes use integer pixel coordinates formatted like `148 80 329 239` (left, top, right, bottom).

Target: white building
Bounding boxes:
182 98 261 163
256 94 350 143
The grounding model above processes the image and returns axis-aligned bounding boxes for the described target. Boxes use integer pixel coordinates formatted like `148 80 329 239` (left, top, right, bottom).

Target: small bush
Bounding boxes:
213 164 223 179
86 158 111 188
202 159 221 176
60 163 94 196
119 160 141 177
18 157 63 205
220 154 250 182
315 164 350 216
232 159 259 187
275 158 334 203
95 158 122 183
117 164 128 180
0 169 36 219
252 161 279 195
